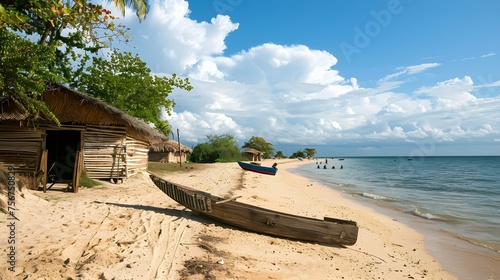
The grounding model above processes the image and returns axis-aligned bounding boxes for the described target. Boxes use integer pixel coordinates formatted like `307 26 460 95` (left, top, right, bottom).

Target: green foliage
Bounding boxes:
0 0 131 124
72 50 192 135
304 148 317 158
0 1 182 133
242 136 275 159
190 142 216 163
2 1 130 77
191 134 245 163
274 151 286 158
289 150 306 159
0 28 60 124
108 0 149 21
1 0 127 45
155 120 173 137
0 3 29 28
208 134 244 162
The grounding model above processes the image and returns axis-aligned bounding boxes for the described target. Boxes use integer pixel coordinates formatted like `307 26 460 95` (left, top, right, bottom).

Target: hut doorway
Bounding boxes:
45 130 82 188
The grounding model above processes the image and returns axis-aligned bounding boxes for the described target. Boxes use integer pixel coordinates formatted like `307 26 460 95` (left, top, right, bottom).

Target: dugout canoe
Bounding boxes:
149 174 359 246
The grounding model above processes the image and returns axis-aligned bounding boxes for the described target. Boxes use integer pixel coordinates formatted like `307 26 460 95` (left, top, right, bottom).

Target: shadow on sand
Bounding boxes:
93 201 346 248
93 200 215 224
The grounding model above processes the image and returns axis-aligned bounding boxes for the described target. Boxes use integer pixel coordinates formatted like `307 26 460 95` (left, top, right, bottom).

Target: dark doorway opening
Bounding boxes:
46 130 81 182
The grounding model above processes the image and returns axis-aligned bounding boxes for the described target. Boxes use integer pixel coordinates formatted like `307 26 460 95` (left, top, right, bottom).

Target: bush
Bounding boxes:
190 134 246 163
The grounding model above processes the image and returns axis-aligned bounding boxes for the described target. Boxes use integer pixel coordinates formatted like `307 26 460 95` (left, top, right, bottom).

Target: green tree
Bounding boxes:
290 150 306 159
242 136 275 159
72 50 192 135
190 143 215 163
108 0 149 20
304 148 317 158
0 28 60 123
0 0 129 122
207 134 243 162
0 0 180 131
190 134 245 163
274 151 286 158
1 0 127 69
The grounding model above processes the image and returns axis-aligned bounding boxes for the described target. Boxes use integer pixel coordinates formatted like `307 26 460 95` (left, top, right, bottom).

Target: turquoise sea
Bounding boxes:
291 156 500 279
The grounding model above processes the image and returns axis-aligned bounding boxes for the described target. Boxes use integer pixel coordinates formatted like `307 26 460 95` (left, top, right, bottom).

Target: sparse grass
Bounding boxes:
148 162 207 174
80 170 102 188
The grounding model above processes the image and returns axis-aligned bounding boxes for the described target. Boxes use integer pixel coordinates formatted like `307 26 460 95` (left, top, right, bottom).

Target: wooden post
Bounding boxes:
41 150 48 192
72 151 82 193
177 129 182 168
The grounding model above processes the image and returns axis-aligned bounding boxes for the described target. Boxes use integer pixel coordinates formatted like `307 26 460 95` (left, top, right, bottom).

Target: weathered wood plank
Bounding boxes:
0 127 43 174
149 175 359 246
215 196 242 205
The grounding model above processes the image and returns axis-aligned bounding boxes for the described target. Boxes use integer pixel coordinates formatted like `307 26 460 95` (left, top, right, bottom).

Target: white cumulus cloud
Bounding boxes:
107 0 500 155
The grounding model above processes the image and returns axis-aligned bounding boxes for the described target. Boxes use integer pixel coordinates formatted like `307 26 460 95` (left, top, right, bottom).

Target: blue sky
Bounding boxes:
105 0 500 156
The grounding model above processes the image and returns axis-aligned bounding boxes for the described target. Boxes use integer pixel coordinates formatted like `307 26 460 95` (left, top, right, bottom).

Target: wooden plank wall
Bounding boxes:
148 152 175 163
0 126 43 174
72 150 83 192
1 124 151 180
125 137 149 177
83 126 127 179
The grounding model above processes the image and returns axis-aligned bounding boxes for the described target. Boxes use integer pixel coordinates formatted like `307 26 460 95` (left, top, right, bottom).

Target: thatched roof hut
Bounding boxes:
149 139 193 163
0 83 170 191
0 84 168 145
242 148 264 161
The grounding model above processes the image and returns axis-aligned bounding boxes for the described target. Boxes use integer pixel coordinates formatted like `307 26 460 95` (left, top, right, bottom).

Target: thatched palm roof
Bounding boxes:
0 83 169 147
243 148 263 155
168 139 193 153
150 139 192 153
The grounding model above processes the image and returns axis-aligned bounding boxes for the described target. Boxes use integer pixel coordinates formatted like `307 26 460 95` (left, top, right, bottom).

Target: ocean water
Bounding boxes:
291 156 500 277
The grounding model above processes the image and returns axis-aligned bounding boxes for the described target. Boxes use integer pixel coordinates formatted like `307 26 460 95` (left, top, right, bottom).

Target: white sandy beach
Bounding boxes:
1 159 458 279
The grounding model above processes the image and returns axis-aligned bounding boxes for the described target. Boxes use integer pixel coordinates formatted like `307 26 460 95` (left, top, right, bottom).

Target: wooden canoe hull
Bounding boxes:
237 161 277 176
150 174 358 246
